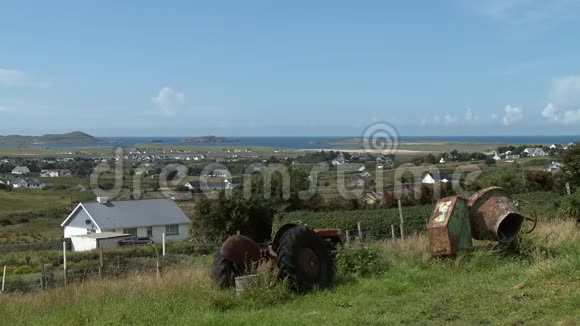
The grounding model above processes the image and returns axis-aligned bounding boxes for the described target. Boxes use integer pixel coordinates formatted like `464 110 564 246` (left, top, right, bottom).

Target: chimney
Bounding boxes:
97 196 109 204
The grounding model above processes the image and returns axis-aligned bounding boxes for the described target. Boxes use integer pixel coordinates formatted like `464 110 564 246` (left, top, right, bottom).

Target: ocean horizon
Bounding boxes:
1 135 579 149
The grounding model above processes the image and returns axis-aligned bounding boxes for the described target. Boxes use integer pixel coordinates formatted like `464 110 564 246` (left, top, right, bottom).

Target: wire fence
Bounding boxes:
0 245 216 294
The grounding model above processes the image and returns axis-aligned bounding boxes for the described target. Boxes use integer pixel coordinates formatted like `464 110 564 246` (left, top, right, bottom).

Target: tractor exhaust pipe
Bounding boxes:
467 187 524 243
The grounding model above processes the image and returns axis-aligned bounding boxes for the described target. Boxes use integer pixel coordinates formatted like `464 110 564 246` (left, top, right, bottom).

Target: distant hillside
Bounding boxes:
0 131 99 144
182 136 239 143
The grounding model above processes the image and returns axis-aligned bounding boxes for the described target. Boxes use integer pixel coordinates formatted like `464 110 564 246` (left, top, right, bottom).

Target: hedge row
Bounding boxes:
274 191 576 240
274 204 436 239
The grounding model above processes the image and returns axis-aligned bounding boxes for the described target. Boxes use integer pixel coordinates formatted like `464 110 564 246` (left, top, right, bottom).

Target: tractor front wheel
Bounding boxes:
276 225 334 293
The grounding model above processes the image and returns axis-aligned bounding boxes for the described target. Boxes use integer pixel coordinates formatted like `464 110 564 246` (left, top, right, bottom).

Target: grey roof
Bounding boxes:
64 198 190 229
71 232 130 239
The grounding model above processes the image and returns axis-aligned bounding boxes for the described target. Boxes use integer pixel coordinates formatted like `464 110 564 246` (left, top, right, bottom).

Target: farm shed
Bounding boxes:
70 232 131 252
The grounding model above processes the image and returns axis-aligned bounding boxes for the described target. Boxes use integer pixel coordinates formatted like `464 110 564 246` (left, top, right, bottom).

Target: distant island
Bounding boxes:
182 136 239 143
0 131 99 144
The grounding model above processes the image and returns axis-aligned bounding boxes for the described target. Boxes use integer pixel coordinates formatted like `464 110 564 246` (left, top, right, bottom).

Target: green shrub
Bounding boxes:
12 265 34 275
336 244 387 277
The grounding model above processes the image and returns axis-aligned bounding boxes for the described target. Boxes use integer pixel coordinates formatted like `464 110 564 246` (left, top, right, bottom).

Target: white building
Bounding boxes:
11 166 30 175
61 197 190 251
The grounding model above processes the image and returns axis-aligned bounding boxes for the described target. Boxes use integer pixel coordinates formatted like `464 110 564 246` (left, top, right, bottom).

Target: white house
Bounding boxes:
523 148 547 157
492 153 501 160
439 157 446 164
61 197 191 251
211 169 229 178
422 172 452 184
11 166 30 175
9 178 46 189
331 153 346 166
544 161 562 172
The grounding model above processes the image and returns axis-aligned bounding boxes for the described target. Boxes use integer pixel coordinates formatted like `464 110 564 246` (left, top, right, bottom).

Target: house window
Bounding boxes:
123 228 138 236
165 224 179 235
147 226 153 238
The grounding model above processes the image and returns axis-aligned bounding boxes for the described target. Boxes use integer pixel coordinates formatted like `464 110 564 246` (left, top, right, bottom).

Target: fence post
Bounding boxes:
162 233 166 257
357 222 362 240
345 230 351 244
398 199 405 240
391 224 396 240
98 247 104 280
40 258 45 290
1 265 6 292
153 245 161 280
63 241 67 287
566 182 571 196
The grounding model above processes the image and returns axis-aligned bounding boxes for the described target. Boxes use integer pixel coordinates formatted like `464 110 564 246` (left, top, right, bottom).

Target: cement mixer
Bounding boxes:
428 187 537 257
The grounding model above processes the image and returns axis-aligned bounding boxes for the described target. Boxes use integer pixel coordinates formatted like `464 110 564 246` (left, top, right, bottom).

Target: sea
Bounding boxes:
0 136 579 149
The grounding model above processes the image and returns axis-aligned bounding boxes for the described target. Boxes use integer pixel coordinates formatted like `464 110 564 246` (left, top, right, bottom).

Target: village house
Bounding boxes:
331 153 346 166
422 172 453 184
11 166 30 175
523 148 547 157
61 197 190 251
184 179 234 191
211 169 229 178
40 169 71 177
544 161 563 172
9 178 46 189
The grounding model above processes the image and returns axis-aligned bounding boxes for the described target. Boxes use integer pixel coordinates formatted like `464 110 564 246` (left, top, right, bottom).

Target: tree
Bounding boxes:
485 157 496 166
561 143 580 190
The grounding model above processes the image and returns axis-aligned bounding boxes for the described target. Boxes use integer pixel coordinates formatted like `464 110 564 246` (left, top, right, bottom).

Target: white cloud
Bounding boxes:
0 68 51 88
491 113 498 120
465 107 480 121
443 114 458 124
433 115 441 124
562 109 580 124
151 87 185 117
541 103 559 121
502 105 524 126
541 75 580 124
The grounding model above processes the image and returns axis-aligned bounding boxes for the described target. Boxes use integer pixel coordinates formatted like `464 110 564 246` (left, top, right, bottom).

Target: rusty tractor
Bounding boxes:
211 223 342 293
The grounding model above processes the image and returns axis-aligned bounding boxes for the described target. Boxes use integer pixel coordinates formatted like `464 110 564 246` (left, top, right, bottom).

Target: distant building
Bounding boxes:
422 172 452 184
40 169 71 177
211 169 229 178
523 148 547 157
544 161 562 172
331 153 346 166
9 178 46 189
61 198 191 251
11 166 30 175
492 153 501 161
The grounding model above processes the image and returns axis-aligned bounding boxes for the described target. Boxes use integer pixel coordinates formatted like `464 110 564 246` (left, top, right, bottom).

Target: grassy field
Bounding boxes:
1 220 578 325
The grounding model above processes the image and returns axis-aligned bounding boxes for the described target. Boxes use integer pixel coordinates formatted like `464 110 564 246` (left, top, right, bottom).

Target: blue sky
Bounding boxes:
1 0 580 137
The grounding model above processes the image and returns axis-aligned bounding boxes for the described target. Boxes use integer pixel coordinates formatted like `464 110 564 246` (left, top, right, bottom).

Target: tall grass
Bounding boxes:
1 220 578 325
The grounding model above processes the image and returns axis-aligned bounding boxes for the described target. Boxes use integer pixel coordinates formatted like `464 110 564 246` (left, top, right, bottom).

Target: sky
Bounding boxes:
1 0 580 137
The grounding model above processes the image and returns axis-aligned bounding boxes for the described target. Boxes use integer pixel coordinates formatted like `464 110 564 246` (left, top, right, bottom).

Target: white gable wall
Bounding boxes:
64 207 100 238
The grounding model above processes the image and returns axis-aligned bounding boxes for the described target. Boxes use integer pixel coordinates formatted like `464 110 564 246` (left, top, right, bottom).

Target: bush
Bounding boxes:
336 244 387 277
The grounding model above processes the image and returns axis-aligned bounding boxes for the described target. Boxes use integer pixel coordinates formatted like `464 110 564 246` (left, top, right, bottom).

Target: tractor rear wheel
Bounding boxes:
276 225 334 293
211 252 237 288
